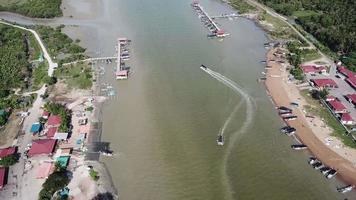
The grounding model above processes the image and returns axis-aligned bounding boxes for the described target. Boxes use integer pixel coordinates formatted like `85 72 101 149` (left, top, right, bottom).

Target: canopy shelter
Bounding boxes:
30 123 41 134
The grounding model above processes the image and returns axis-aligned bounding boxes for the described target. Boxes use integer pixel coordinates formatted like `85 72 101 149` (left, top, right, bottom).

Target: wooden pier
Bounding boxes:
116 38 131 80
191 1 229 38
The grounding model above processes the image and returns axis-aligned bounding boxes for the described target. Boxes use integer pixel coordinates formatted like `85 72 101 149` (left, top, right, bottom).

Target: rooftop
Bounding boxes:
346 94 356 104
311 79 338 88
341 113 354 122
28 139 56 157
0 147 16 159
46 127 58 138
329 100 347 111
47 115 62 127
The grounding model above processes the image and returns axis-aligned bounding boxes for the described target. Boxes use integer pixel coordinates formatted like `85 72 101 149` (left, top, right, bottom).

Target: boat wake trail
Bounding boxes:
201 67 255 199
219 101 243 137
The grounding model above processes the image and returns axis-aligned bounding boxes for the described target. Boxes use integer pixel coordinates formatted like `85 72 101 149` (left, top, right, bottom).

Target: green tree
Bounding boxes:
0 154 18 166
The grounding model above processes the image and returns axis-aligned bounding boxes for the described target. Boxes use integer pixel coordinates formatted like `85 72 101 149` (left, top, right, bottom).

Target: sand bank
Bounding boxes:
265 48 356 185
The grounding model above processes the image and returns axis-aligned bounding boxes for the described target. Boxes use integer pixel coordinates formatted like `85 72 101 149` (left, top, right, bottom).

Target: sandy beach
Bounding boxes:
265 47 356 185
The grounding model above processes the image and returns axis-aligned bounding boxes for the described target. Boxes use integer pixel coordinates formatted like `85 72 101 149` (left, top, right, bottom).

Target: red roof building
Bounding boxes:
0 147 16 159
301 65 327 74
341 113 354 125
0 167 7 189
47 115 61 127
345 94 356 105
337 66 356 78
346 76 356 89
328 100 347 113
311 79 338 89
46 127 58 139
28 139 56 157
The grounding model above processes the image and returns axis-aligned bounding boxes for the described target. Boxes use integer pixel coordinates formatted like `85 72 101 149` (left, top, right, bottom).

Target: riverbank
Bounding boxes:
264 47 356 185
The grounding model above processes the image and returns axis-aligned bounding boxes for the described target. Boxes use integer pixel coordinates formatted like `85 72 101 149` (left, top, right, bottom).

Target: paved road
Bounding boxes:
0 20 58 76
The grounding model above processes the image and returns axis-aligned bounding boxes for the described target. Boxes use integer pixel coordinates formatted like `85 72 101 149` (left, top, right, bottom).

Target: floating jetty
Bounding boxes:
116 37 131 80
191 1 229 38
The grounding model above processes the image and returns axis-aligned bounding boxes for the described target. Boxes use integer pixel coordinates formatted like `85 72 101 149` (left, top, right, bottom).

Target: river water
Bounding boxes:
0 0 349 199
95 0 352 199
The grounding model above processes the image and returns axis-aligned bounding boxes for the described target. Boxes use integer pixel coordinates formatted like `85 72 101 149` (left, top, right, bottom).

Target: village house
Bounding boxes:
328 100 348 114
28 139 57 157
340 113 355 125
301 65 327 75
310 79 338 89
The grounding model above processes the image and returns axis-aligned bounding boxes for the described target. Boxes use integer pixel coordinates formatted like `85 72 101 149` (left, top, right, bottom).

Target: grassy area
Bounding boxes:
55 62 93 89
259 11 294 39
0 0 62 18
35 25 85 59
31 62 49 90
28 34 41 61
229 0 256 13
301 90 356 148
300 49 321 62
0 0 27 7
292 10 319 18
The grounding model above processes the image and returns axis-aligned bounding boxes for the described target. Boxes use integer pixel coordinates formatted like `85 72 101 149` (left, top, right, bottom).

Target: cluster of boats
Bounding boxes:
278 106 297 121
309 157 338 179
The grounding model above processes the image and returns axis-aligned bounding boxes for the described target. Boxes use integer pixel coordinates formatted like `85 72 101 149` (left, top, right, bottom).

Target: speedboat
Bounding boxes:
200 65 208 70
291 144 307 150
217 135 224 146
337 185 354 193
326 169 337 179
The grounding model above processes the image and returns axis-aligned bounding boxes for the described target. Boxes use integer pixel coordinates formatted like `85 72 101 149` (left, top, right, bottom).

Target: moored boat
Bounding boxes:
291 144 307 150
312 161 323 170
309 157 317 165
283 116 297 121
337 185 354 193
320 166 331 174
326 169 337 179
280 126 296 136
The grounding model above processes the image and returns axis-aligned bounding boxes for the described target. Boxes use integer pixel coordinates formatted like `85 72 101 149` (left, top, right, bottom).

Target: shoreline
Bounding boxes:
264 47 356 185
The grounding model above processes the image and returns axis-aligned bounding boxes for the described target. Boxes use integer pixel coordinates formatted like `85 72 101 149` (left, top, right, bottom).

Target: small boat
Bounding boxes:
200 65 208 70
217 134 224 146
279 110 292 115
280 126 296 136
326 169 337 179
312 162 323 170
100 150 114 156
278 106 292 112
291 144 307 150
337 185 354 193
283 116 297 121
309 157 318 165
319 166 331 174
260 61 266 64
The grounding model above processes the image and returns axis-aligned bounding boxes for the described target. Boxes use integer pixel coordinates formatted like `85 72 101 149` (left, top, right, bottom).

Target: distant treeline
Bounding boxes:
0 0 62 18
258 0 356 68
